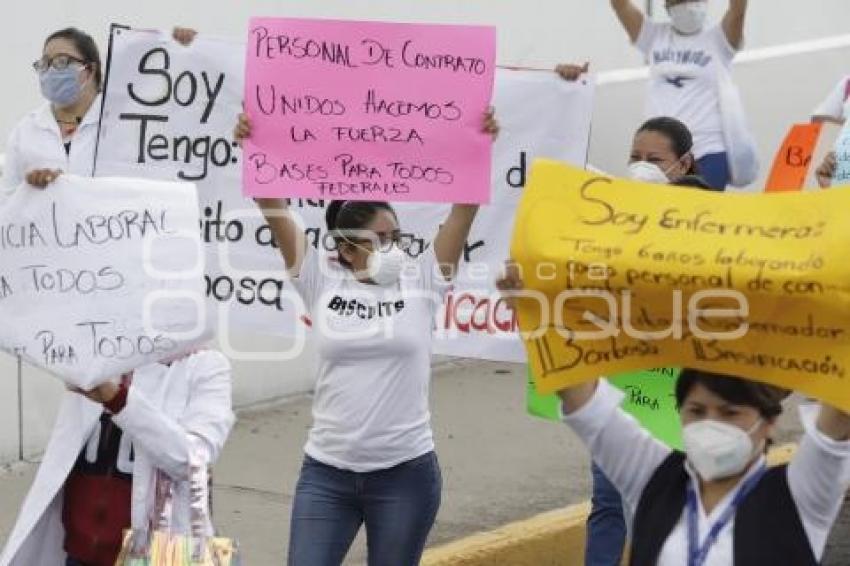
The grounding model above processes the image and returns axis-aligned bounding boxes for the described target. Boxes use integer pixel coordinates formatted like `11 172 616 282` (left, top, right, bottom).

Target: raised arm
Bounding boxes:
787 402 850 555
815 152 836 189
817 404 850 441
722 0 748 51
254 197 308 276
812 78 849 125
172 26 198 46
812 115 846 126
611 0 645 43
558 379 671 513
234 113 307 276
433 108 499 279
434 204 478 279
558 381 601 413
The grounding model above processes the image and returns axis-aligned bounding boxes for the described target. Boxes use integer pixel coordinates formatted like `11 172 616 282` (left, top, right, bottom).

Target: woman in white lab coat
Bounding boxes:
0 26 231 566
1 27 104 196
0 26 197 199
0 351 235 566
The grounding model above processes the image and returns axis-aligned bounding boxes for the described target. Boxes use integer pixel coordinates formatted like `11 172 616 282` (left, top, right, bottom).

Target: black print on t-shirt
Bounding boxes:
327 295 405 320
665 76 693 89
652 48 712 67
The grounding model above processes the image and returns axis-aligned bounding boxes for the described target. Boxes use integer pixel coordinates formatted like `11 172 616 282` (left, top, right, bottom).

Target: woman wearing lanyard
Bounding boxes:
0 26 196 198
555 369 850 565
234 110 498 565
609 0 751 191
504 251 849 565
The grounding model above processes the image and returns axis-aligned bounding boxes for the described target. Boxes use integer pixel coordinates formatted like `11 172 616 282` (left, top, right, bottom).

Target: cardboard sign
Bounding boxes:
243 17 496 203
512 160 850 411
0 175 209 389
527 367 683 449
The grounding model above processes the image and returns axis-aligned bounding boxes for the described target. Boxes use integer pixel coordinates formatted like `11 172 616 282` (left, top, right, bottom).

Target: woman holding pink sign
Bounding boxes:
235 109 498 566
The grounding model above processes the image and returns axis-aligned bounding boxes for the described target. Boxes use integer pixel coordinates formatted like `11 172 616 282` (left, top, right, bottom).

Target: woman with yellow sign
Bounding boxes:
555 368 850 566
581 114 713 566
497 251 849 565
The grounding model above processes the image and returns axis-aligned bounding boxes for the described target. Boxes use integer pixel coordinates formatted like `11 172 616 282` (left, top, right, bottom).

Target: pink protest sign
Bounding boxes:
243 17 496 203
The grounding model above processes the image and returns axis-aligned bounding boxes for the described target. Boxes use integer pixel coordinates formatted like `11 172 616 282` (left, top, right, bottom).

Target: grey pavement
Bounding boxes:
1 359 848 565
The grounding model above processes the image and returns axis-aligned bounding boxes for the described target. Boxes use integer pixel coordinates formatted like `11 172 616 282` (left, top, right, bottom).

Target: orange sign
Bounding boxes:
765 123 823 192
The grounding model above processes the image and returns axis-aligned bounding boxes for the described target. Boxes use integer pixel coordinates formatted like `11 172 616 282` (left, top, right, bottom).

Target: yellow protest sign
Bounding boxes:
510 160 850 411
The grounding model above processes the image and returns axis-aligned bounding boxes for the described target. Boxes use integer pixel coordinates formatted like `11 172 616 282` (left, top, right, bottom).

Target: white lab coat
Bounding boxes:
1 95 102 202
0 350 235 566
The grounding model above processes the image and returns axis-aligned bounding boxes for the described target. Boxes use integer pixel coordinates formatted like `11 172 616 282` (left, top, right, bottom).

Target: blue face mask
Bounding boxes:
39 65 85 107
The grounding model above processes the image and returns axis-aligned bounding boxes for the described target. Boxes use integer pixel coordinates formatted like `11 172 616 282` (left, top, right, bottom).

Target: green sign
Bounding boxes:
527 367 683 450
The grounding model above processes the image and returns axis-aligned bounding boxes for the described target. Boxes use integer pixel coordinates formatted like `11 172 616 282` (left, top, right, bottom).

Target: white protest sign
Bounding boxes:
434 69 595 361
0 175 209 389
95 27 594 363
95 27 295 334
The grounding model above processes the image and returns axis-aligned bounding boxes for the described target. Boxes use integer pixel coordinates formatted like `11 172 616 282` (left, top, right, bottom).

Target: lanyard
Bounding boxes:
686 465 767 566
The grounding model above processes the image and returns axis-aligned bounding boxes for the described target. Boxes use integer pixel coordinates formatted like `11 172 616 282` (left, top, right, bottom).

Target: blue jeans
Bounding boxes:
585 462 627 566
66 559 87 566
696 152 730 191
288 452 442 566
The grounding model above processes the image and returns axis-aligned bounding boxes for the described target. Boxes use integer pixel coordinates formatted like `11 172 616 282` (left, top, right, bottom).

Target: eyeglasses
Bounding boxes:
32 54 87 73
343 231 416 253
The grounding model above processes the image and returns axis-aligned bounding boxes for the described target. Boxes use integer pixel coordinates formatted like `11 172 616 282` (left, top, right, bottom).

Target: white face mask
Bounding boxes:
365 244 406 287
668 1 708 35
628 161 672 184
683 418 764 482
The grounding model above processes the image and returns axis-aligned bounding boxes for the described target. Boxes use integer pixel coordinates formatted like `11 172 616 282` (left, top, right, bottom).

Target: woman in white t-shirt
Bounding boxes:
610 0 749 191
234 112 498 566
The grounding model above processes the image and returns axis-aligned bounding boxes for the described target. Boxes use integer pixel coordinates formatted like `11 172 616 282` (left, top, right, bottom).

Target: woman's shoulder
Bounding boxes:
12 103 53 132
183 349 232 380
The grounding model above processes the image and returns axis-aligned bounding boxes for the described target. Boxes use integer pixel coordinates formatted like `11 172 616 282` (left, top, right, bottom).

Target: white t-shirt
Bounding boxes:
812 75 850 123
292 243 451 472
635 21 737 159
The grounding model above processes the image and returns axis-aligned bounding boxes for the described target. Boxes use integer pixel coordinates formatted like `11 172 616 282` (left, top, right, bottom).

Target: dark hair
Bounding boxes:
674 174 715 191
637 116 698 175
325 200 397 267
675 368 789 419
44 28 102 89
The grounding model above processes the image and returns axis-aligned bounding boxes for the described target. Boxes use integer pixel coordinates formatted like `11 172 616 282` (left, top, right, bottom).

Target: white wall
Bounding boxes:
2 0 849 463
2 0 850 145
